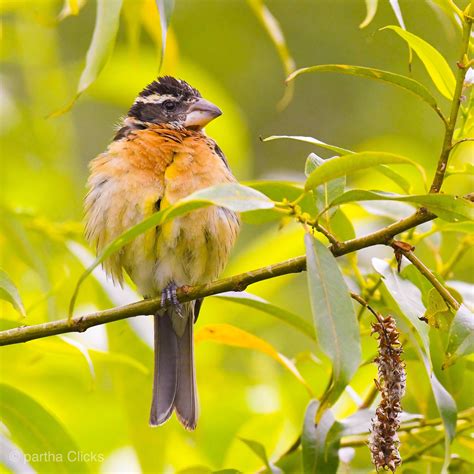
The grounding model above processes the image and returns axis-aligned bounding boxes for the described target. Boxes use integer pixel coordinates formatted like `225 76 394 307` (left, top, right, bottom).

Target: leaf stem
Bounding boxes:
439 236 472 278
403 421 474 463
394 245 460 310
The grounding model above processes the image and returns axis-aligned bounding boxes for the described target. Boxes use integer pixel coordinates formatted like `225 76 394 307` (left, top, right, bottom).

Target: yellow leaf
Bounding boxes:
195 323 313 395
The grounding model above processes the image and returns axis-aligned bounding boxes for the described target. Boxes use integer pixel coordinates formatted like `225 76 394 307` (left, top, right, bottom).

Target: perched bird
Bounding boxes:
85 76 240 429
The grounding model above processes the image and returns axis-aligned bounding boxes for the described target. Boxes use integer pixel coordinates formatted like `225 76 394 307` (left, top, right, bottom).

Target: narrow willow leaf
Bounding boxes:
382 26 456 99
0 384 89 473
428 0 463 29
304 234 361 407
78 0 123 94
247 0 295 109
436 221 474 233
215 291 315 340
389 0 406 29
305 152 414 192
302 400 342 474
155 0 174 70
0 269 25 317
195 323 312 394
243 180 313 225
287 64 441 116
306 153 345 219
69 184 274 316
340 409 422 437
53 0 123 116
245 180 304 200
373 258 457 468
59 336 95 382
360 0 378 28
445 304 474 367
329 209 355 241
328 190 474 222
182 183 274 212
376 164 411 193
263 135 353 156
240 438 282 474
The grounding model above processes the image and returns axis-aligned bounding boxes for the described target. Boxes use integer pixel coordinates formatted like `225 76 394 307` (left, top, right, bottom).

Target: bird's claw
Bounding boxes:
160 283 184 318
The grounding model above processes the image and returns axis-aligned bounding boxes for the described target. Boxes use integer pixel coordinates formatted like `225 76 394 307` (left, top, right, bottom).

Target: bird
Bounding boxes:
84 76 240 430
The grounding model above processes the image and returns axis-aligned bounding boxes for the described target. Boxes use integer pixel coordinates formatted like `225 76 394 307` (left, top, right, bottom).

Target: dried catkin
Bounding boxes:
369 315 406 472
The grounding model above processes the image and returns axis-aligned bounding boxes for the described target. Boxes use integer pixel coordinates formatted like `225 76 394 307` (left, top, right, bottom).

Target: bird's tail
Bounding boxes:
149 303 198 430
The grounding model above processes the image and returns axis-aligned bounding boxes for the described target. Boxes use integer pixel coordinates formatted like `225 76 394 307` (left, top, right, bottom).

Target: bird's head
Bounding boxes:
127 76 222 130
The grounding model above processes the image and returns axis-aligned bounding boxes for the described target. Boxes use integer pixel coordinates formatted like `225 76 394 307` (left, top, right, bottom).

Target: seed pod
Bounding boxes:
369 315 406 472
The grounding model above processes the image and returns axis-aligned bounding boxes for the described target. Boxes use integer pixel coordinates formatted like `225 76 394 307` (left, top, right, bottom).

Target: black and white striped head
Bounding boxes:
127 76 222 130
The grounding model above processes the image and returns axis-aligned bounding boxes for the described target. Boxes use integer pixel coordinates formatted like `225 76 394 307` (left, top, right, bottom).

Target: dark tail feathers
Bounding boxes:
149 303 198 430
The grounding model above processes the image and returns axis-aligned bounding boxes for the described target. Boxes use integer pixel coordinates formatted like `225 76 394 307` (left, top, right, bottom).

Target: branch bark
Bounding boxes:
0 205 439 346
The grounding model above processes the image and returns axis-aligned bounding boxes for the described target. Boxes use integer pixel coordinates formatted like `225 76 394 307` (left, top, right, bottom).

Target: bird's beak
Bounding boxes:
184 98 222 129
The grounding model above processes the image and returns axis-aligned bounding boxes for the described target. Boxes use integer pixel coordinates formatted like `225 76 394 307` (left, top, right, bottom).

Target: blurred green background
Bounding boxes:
1 0 473 473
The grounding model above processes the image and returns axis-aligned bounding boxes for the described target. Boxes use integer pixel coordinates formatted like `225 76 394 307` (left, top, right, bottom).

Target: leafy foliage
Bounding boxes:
0 1 473 473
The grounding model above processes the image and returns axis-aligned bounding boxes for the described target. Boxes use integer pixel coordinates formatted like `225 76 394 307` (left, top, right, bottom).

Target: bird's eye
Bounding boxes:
163 100 176 111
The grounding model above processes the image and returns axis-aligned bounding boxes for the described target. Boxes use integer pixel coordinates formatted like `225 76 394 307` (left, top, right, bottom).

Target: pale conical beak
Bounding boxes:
184 98 222 129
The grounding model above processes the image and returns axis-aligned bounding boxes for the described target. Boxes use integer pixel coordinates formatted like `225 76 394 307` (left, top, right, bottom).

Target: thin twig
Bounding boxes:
395 247 460 310
440 236 472 279
403 422 474 463
429 9 473 193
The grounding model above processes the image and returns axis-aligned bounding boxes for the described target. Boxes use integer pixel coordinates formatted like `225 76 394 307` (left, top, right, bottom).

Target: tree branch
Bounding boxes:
330 208 435 255
394 246 460 310
0 204 441 346
429 7 473 193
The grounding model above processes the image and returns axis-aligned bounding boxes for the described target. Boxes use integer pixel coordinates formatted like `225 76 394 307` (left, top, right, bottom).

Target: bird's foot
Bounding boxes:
160 282 183 318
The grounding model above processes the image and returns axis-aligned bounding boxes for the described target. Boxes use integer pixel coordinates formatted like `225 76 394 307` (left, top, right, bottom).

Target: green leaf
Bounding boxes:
182 183 274 212
445 304 474 367
0 269 25 317
0 384 89 473
427 0 463 28
435 221 474 233
304 152 414 192
307 151 413 193
53 0 123 116
376 164 411 193
329 209 356 241
373 258 457 470
245 180 304 201
155 0 174 70
243 180 312 224
306 154 345 216
69 184 273 316
287 64 442 115
215 291 315 340
360 0 378 28
327 190 474 222
263 135 353 156
240 438 282 474
78 0 123 94
247 0 295 109
382 26 456 99
304 233 361 407
302 400 342 474
423 288 453 329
